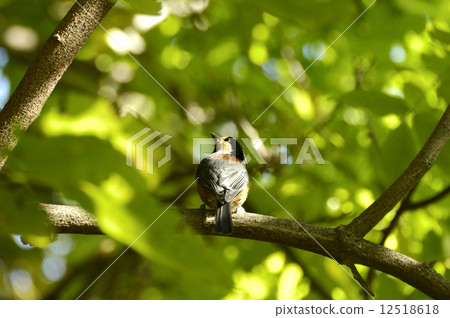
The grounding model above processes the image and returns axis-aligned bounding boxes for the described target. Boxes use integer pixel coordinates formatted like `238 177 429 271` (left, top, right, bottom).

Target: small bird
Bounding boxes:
196 133 250 234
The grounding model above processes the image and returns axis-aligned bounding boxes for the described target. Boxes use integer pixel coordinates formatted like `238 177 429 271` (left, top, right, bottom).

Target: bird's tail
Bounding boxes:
215 203 232 234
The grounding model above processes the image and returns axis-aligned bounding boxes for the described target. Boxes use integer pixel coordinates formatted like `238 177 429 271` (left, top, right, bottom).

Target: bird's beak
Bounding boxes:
210 132 219 140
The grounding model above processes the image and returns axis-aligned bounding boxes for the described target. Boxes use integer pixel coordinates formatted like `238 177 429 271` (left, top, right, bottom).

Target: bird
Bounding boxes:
196 133 250 234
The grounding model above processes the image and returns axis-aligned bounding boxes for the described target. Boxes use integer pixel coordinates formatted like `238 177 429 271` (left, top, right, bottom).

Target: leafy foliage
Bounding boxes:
0 0 449 299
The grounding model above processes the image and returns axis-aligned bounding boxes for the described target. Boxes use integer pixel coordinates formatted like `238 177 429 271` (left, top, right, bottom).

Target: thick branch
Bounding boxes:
40 204 450 299
346 105 450 237
0 0 116 170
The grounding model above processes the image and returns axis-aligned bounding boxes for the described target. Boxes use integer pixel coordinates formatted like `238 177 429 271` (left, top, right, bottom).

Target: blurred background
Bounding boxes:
0 0 449 299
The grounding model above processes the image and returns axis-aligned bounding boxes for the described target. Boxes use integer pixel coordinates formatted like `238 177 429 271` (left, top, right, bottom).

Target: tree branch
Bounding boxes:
0 0 116 170
347 263 374 297
365 184 450 296
378 185 418 247
42 203 103 235
39 204 450 299
379 185 450 249
346 105 450 238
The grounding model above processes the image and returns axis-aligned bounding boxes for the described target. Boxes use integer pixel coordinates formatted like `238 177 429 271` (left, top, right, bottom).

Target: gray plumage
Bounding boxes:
197 156 248 205
197 156 248 234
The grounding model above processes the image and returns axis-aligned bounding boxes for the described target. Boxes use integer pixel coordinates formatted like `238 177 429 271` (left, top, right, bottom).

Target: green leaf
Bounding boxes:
342 91 409 116
430 28 450 45
0 181 49 237
246 0 356 31
403 83 428 113
380 124 417 185
120 0 161 15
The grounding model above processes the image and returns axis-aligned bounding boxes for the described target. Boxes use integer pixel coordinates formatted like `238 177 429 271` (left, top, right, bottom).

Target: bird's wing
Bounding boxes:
197 157 248 204
219 165 248 202
197 157 225 198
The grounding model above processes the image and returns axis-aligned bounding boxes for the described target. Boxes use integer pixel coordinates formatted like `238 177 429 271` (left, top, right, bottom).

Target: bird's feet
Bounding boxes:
236 205 246 214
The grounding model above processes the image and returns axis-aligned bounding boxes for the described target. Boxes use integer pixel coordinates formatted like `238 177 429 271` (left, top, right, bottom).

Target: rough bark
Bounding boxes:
42 203 103 235
40 204 450 300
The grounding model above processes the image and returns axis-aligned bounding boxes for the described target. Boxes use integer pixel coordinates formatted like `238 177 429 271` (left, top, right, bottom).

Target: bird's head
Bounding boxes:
211 132 245 161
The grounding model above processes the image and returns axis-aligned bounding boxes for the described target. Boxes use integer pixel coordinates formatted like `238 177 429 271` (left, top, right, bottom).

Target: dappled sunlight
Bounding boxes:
1 0 449 301
3 25 39 52
277 264 305 300
106 27 146 55
8 269 38 299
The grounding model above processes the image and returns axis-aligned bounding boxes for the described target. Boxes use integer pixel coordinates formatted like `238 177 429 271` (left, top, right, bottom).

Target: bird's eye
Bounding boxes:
224 137 230 142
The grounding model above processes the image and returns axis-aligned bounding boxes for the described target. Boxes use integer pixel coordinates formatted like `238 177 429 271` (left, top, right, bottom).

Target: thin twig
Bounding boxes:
406 186 450 210
348 263 374 297
346 105 450 238
365 185 450 296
